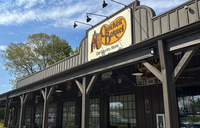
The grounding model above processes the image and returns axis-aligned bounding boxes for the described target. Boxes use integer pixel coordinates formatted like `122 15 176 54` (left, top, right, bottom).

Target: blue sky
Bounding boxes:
0 0 188 94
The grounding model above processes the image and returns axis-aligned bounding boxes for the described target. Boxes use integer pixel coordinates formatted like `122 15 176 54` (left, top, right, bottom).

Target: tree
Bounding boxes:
1 33 77 89
45 34 74 65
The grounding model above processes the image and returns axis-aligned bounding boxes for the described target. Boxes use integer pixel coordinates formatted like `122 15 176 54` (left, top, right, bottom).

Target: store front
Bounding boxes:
1 0 200 128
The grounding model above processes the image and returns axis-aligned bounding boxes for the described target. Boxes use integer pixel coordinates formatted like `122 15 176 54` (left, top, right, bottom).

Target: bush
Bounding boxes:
0 109 5 120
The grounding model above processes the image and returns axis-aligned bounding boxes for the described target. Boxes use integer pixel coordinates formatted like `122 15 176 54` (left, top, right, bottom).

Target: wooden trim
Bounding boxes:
47 85 55 101
41 90 45 100
86 74 99 94
184 66 200 72
141 60 163 82
177 80 200 87
75 79 83 94
23 93 29 104
171 45 200 83
158 40 172 128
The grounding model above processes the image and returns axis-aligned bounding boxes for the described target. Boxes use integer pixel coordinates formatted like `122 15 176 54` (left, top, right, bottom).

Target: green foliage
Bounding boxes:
118 125 128 128
0 119 5 128
1 33 78 88
0 109 5 120
45 34 73 65
110 124 136 128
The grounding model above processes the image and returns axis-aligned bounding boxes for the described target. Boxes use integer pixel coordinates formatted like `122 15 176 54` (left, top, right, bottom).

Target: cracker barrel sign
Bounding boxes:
88 8 132 61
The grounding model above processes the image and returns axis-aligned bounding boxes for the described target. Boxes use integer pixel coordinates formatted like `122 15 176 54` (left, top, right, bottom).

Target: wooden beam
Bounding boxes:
171 45 200 83
75 79 83 94
23 93 29 104
81 77 89 128
177 81 200 87
4 95 9 127
41 89 45 100
47 85 55 101
8 98 12 108
158 40 172 128
184 66 200 72
158 40 179 128
141 60 163 82
86 74 99 94
19 94 25 128
42 87 48 128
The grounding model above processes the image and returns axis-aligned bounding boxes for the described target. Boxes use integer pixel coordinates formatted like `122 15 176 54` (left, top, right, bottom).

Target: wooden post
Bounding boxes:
4 95 12 127
75 74 99 128
41 86 55 128
158 40 179 128
81 77 89 128
42 87 49 128
19 94 29 128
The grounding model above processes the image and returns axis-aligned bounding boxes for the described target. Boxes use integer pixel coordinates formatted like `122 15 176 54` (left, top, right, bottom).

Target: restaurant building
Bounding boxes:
1 0 200 128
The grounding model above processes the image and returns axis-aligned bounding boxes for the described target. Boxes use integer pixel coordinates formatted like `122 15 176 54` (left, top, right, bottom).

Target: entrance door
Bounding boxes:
136 85 164 128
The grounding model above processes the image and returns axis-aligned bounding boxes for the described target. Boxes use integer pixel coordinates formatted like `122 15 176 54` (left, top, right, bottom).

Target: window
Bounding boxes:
62 101 76 128
48 103 57 128
178 96 200 128
35 106 43 127
89 98 100 128
109 94 136 128
177 86 200 128
24 107 31 126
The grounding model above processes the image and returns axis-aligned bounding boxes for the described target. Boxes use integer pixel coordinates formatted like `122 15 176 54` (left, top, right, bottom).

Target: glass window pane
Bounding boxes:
124 95 128 101
128 94 132 101
128 102 133 109
62 101 76 128
120 95 123 102
109 94 136 127
90 98 100 128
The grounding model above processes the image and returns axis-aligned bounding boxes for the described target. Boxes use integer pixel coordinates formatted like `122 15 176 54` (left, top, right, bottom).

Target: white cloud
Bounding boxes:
0 0 188 28
2 85 6 87
0 46 7 50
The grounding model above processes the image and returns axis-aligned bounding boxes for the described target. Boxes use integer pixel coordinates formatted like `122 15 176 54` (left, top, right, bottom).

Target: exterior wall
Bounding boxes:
136 85 164 128
134 0 200 44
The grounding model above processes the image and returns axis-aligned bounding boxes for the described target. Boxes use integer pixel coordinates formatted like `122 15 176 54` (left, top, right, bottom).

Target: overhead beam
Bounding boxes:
141 60 163 82
86 74 99 94
171 45 200 83
75 79 83 93
184 66 200 72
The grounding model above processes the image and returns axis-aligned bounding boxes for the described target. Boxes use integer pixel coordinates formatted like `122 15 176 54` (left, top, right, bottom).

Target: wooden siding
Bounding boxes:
16 37 88 88
16 0 200 88
134 0 199 43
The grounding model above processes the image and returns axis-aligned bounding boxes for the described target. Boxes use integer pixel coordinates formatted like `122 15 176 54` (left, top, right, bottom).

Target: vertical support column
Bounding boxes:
19 94 29 128
4 94 11 127
158 40 179 128
42 87 49 128
81 77 89 128
75 74 99 128
41 86 55 128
